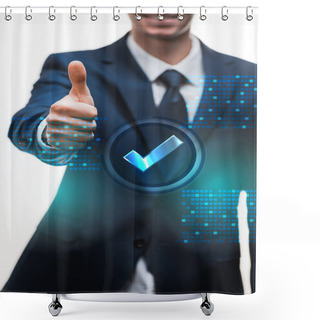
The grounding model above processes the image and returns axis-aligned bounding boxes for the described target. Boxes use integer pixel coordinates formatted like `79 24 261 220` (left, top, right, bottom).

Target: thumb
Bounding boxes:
68 60 94 105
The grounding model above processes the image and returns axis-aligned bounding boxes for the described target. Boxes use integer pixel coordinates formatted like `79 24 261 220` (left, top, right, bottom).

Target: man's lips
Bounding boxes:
143 14 178 20
140 14 181 27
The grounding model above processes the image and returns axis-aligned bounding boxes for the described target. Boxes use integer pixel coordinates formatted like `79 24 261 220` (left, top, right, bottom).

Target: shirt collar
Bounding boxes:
126 32 204 86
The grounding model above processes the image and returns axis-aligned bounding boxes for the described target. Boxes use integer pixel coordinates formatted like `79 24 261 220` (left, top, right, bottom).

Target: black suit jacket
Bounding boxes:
3 32 257 294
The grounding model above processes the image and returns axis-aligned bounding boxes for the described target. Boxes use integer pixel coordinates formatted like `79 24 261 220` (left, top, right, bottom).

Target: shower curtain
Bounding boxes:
0 6 257 296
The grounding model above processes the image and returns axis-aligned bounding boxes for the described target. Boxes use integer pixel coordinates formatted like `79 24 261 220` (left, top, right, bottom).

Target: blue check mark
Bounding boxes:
123 135 184 172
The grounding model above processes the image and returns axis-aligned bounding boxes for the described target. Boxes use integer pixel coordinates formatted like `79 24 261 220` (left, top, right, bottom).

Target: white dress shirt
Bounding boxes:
127 33 205 122
36 33 205 293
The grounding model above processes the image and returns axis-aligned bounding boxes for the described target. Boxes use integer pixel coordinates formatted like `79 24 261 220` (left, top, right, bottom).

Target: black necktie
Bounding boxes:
156 69 188 125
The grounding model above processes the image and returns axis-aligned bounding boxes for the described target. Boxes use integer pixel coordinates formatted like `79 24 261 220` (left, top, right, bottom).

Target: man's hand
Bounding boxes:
43 61 97 150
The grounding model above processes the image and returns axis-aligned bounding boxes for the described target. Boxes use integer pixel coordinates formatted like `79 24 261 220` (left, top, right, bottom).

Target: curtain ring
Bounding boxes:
135 6 142 21
70 6 77 21
199 6 207 21
157 6 164 21
5 6 12 21
90 6 98 21
49 6 56 21
25 6 32 21
246 6 253 21
221 6 228 21
113 6 120 21
177 6 184 21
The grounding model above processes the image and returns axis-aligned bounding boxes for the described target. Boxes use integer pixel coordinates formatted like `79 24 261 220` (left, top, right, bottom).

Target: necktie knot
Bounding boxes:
158 69 187 88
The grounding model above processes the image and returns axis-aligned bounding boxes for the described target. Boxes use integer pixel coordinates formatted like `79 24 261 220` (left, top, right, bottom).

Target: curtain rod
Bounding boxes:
0 6 258 9
0 6 259 13
0 6 258 21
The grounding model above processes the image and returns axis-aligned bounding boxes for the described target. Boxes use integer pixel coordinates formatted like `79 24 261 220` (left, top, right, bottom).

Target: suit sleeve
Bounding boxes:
7 53 76 165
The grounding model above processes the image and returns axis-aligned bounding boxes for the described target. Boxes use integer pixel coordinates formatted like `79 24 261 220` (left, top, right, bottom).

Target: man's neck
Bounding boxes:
130 31 192 65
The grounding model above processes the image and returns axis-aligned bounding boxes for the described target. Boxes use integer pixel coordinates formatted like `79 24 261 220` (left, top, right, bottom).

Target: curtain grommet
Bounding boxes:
200 6 207 21
221 6 229 21
90 6 98 21
135 6 142 21
25 6 32 21
157 6 164 21
246 6 254 21
70 6 77 21
113 6 120 21
49 6 56 21
177 6 184 21
5 6 12 21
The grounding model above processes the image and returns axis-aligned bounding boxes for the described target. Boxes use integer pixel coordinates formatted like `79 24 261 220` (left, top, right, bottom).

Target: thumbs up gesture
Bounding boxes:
43 61 97 150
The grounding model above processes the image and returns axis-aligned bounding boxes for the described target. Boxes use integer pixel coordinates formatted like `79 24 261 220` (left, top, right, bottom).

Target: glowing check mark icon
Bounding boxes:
123 135 184 172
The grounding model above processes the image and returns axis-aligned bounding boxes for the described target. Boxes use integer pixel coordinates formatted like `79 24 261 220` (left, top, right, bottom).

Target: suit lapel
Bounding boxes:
100 32 156 122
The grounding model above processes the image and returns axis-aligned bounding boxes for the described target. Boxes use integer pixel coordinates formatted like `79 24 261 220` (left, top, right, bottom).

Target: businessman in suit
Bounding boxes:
2 14 256 294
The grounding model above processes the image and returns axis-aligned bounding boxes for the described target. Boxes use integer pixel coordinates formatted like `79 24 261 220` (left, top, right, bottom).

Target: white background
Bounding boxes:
0 0 320 320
